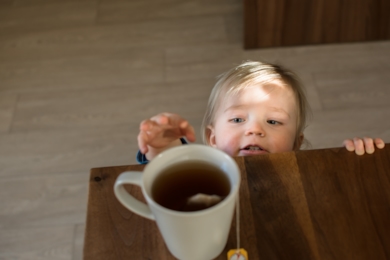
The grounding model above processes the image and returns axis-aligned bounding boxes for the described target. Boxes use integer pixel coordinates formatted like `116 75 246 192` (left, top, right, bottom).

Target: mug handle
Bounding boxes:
114 171 155 220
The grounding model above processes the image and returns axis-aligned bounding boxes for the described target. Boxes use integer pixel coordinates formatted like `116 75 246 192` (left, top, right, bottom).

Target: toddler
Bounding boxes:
137 61 384 163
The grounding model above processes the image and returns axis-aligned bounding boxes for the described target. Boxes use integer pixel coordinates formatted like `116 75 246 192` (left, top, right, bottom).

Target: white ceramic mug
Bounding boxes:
114 144 241 260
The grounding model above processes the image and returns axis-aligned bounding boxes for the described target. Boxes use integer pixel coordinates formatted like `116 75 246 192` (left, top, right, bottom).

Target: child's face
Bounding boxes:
207 82 300 156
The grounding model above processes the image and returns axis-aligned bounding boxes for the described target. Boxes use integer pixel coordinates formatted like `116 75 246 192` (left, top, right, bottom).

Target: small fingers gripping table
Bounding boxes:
84 145 390 259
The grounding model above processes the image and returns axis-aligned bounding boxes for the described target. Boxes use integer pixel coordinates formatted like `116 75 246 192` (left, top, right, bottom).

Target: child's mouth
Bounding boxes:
241 145 268 153
244 146 263 150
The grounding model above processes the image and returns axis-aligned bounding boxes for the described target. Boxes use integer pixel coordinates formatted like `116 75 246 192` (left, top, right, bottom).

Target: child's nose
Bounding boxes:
245 123 265 136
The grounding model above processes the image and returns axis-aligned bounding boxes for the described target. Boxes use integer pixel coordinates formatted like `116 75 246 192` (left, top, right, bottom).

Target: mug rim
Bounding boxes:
141 144 241 216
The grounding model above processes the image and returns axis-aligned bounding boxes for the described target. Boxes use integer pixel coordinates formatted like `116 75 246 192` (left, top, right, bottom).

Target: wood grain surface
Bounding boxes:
244 0 390 49
84 145 390 259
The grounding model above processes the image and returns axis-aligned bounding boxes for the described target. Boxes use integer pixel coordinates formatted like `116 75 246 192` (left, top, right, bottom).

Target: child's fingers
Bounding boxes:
140 119 158 132
374 138 385 149
140 118 171 136
141 114 173 132
353 137 365 155
150 113 185 131
180 122 196 142
158 113 194 140
153 114 170 125
343 139 355 152
163 113 188 128
137 131 149 154
363 137 375 154
344 137 385 155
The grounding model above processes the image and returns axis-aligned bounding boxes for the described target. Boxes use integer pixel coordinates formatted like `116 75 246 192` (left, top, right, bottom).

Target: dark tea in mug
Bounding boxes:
151 160 231 212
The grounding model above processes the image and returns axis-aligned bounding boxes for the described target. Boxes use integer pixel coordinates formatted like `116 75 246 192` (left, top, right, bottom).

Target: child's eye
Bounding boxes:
267 120 279 125
230 118 245 123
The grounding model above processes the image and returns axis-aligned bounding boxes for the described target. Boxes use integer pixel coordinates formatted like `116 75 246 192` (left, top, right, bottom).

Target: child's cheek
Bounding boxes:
218 135 239 157
272 135 296 152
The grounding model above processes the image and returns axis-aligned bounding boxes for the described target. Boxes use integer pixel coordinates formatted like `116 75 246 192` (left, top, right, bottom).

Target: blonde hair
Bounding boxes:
201 60 311 150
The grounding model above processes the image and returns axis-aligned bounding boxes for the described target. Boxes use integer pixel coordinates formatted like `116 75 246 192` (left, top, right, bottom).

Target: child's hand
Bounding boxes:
137 113 196 157
343 137 385 155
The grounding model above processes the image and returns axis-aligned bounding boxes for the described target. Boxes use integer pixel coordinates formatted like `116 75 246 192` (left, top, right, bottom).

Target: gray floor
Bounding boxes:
1 1 389 259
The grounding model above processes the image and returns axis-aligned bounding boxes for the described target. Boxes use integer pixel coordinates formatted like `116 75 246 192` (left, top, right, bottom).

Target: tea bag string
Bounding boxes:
228 190 248 260
228 188 248 260
236 192 240 252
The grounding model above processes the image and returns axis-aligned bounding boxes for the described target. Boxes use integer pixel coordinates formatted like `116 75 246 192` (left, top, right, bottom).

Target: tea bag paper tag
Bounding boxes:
227 249 248 260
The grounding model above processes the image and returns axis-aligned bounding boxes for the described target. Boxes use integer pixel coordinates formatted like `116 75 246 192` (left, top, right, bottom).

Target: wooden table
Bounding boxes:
84 145 390 259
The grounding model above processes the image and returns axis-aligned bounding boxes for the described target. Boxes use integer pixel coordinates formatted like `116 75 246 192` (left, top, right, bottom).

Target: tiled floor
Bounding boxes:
0 0 389 259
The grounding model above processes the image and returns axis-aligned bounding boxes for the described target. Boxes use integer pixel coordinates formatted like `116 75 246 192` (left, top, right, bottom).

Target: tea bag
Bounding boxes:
184 193 223 210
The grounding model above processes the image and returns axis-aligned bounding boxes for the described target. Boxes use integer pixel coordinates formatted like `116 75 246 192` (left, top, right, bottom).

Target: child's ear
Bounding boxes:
206 125 217 148
294 133 304 150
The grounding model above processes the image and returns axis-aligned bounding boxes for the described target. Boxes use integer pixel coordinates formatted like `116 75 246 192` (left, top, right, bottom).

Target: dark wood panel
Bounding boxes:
244 0 390 49
296 147 390 259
